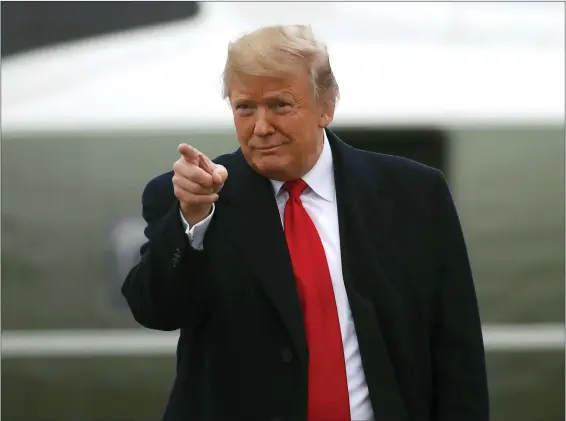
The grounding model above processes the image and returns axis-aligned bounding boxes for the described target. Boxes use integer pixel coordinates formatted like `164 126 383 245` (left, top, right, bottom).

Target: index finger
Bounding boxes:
178 143 200 162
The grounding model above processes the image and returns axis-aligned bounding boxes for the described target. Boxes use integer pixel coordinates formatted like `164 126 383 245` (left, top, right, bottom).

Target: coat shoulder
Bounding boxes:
364 149 442 180
354 148 446 196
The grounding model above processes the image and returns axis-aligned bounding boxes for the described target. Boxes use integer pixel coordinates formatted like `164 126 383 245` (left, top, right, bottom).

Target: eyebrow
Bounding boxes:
233 94 293 102
264 95 293 102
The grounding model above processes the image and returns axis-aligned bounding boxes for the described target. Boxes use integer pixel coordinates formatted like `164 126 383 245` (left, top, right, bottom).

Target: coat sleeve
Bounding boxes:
430 170 490 421
121 176 211 331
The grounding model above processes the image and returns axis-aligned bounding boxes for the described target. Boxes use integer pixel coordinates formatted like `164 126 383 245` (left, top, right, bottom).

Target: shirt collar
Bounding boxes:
270 129 336 203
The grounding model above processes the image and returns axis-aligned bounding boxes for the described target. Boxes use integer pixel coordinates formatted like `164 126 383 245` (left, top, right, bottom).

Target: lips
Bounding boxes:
255 145 281 151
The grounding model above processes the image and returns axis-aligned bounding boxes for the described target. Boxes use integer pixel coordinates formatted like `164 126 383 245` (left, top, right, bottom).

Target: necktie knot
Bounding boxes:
284 179 308 200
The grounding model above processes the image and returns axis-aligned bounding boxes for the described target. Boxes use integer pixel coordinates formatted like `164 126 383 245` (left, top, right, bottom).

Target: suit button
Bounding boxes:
172 248 181 267
280 347 293 363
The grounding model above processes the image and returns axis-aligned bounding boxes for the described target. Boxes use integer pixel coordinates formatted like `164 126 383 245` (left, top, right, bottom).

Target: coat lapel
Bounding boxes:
218 156 308 367
328 130 409 420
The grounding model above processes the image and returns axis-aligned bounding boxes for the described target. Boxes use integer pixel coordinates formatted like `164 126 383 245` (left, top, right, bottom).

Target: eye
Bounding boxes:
269 101 292 111
234 103 255 116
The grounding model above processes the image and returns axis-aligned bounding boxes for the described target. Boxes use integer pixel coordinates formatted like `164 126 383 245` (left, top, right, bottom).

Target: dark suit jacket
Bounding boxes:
122 130 489 421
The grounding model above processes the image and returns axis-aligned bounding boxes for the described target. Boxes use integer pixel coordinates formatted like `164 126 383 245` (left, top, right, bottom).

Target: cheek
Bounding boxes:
234 120 254 146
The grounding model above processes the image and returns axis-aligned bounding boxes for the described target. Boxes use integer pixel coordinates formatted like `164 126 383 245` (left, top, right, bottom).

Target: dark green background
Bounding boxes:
2 126 564 420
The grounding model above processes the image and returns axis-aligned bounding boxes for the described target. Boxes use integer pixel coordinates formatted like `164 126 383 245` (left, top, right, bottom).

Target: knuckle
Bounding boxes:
185 181 199 194
173 186 183 200
173 174 187 190
174 187 193 204
200 174 213 187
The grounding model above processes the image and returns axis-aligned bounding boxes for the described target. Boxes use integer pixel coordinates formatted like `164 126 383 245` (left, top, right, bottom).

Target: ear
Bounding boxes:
318 100 335 129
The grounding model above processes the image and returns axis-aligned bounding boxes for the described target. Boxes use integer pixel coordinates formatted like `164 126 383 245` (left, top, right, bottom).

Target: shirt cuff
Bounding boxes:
179 204 215 250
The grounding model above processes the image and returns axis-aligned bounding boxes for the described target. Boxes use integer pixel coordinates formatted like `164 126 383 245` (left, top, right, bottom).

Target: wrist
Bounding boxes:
181 203 212 226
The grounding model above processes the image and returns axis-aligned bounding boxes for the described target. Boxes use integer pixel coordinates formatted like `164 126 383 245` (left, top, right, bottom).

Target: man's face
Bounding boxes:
229 70 334 181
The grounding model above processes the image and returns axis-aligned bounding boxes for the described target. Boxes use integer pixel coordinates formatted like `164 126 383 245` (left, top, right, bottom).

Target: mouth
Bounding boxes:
255 145 282 153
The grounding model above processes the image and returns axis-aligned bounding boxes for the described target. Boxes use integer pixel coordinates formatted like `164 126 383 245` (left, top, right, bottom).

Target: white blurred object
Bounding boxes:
224 1 335 29
2 324 564 357
329 2 563 46
2 2 564 132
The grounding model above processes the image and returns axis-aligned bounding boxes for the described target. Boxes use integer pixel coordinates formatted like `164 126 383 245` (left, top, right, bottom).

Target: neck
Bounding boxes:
297 132 324 179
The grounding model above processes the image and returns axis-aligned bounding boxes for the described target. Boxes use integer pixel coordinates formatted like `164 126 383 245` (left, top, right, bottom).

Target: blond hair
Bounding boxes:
222 25 339 106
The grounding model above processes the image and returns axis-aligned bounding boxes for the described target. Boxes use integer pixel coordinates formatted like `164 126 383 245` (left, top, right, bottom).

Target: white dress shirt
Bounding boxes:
180 131 375 420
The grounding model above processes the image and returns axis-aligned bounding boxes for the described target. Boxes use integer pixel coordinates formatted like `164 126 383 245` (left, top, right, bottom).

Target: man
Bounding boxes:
122 25 489 421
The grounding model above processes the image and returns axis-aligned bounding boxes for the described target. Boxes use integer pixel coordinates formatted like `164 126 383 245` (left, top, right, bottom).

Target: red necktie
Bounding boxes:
283 179 351 421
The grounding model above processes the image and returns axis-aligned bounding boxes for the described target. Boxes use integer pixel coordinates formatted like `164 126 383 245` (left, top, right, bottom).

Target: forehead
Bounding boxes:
229 72 311 100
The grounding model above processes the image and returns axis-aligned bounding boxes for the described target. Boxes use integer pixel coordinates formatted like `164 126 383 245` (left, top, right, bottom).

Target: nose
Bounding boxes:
253 107 274 137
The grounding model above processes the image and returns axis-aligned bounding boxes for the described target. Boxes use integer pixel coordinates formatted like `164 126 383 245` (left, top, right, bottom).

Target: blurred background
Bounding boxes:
1 1 564 420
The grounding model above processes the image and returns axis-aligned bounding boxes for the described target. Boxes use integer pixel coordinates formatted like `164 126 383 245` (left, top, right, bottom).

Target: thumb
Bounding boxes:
211 164 228 187
198 153 214 174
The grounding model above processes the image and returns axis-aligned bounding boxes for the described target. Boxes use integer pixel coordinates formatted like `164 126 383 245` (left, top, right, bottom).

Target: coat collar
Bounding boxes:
269 129 336 203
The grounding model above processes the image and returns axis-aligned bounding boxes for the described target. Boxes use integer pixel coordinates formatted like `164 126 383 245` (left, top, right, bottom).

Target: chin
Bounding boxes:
251 154 295 181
